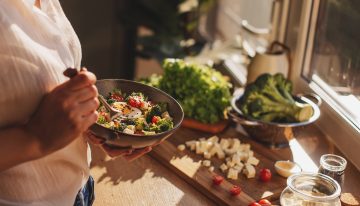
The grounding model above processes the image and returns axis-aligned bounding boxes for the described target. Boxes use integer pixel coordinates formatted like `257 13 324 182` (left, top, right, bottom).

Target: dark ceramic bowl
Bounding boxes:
229 92 321 148
89 79 184 149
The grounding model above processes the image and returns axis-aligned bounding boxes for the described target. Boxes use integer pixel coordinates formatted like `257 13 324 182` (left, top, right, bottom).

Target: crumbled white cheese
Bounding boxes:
207 136 219 143
202 160 211 167
203 152 212 159
224 139 241 155
208 166 215 172
233 164 244 172
209 143 225 159
247 156 259 166
185 140 197 151
126 125 135 131
177 144 186 151
243 164 256 178
227 168 239 180
123 128 135 134
220 163 228 173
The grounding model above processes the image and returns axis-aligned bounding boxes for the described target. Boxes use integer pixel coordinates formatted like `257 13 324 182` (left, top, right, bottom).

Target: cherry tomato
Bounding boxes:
259 168 272 182
258 199 272 205
248 202 261 206
152 116 160 124
128 97 141 108
229 185 241 196
110 94 123 101
212 175 224 185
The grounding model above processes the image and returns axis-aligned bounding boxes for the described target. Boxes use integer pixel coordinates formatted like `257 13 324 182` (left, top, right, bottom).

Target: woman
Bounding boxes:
0 0 150 205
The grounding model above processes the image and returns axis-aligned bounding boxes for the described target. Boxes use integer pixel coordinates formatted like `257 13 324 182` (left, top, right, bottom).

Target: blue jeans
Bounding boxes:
74 176 95 206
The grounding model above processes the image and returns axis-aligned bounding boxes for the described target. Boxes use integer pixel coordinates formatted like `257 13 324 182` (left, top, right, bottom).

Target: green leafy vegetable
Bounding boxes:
141 59 232 123
239 73 313 123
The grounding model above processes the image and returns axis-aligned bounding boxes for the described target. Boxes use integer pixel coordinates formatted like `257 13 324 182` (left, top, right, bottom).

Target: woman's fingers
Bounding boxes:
101 144 134 158
65 71 96 91
123 146 152 162
77 98 99 116
72 85 98 103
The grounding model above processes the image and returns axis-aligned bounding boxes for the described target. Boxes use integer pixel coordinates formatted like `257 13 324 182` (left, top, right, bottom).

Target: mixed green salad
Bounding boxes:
97 90 173 135
141 59 232 124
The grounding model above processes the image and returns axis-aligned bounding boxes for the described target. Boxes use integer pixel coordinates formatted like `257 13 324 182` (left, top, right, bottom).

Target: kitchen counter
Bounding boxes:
90 123 360 205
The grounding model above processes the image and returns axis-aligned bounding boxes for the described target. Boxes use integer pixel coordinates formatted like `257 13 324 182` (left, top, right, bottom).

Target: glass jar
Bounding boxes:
318 154 347 187
280 173 341 206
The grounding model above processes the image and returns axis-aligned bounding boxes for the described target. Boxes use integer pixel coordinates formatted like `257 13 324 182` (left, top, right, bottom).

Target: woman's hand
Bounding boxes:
85 131 153 161
25 68 99 156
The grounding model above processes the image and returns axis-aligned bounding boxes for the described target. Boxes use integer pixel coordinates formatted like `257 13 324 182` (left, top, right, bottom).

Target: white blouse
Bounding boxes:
0 0 90 205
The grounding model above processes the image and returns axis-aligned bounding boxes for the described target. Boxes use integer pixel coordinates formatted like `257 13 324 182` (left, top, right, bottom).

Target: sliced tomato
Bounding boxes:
152 116 160 124
229 185 241 196
212 175 224 185
258 199 272 206
110 93 124 101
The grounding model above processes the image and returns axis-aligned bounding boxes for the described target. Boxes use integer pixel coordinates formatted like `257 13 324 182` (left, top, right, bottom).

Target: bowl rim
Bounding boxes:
94 79 184 138
231 92 321 127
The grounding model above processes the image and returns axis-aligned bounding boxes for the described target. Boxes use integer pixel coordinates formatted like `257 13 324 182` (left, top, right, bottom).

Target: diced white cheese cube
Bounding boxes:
209 143 225 159
123 128 135 134
203 152 212 159
248 150 254 157
185 140 197 151
177 144 186 151
225 157 231 162
239 144 251 152
202 160 211 167
237 151 249 162
247 156 259 166
224 139 241 155
208 166 214 172
126 125 135 131
207 136 219 143
227 168 239 180
226 161 235 168
231 153 241 166
220 139 230 150
243 164 256 178
220 163 228 173
233 164 244 172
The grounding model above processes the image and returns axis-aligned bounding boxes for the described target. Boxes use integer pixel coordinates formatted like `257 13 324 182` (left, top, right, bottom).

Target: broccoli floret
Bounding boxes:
135 118 146 130
146 104 162 123
97 115 107 124
239 73 313 123
149 118 173 133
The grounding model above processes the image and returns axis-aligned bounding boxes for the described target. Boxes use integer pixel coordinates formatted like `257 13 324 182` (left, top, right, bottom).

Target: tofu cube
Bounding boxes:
202 160 211 167
227 168 239 180
185 140 197 151
177 144 186 151
219 139 230 150
203 152 212 159
209 143 225 159
247 156 259 166
220 163 228 173
207 136 219 143
233 164 244 172
243 164 256 178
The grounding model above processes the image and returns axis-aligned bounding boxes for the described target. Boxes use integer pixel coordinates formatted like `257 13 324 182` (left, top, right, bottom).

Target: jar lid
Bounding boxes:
287 172 341 201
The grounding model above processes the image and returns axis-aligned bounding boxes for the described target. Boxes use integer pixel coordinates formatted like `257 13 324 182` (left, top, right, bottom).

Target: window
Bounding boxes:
285 0 360 169
304 0 360 129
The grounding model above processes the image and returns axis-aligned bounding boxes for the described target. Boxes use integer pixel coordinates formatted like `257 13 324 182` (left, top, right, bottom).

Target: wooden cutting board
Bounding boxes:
150 126 288 205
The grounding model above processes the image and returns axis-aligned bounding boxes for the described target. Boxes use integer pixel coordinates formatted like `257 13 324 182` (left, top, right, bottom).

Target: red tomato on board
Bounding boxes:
259 168 272 182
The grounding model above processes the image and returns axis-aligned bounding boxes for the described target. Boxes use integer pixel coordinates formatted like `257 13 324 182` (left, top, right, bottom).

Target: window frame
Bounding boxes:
284 0 360 170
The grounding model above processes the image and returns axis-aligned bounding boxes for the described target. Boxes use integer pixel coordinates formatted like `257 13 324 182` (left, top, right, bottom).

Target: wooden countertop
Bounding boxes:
90 124 360 205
